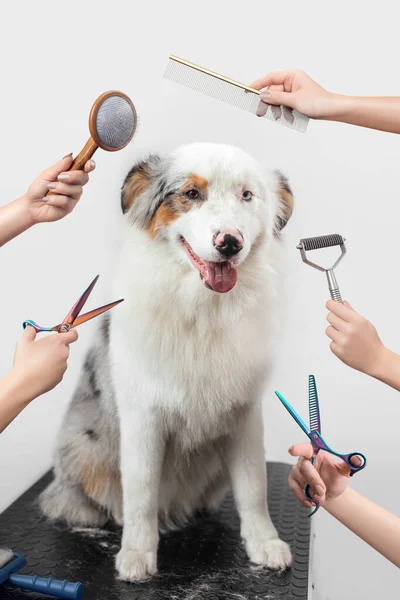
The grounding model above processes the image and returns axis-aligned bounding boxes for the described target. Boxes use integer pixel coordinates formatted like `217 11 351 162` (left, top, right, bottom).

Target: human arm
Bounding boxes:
0 155 95 247
288 442 400 568
250 70 400 133
325 299 400 391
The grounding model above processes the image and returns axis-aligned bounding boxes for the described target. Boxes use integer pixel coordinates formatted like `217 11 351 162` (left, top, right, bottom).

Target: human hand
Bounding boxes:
12 325 78 401
25 154 96 224
325 300 387 377
288 442 359 508
250 69 337 119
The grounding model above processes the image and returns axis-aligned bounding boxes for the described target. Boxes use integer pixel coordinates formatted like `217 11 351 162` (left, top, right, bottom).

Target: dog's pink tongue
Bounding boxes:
205 261 238 293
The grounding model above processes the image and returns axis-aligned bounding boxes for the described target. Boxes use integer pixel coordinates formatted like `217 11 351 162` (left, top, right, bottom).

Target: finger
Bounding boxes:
39 154 74 182
84 159 96 173
337 454 363 478
57 170 90 185
250 70 295 90
298 459 326 501
46 182 83 200
256 100 268 117
259 88 294 108
20 325 37 344
325 325 345 343
289 443 314 460
326 299 357 322
60 329 79 344
329 341 343 358
349 454 363 467
290 463 306 487
288 474 312 506
43 195 75 210
326 311 349 332
343 300 353 309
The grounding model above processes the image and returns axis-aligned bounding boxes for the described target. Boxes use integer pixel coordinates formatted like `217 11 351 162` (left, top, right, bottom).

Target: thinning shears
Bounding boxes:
23 275 123 333
275 375 367 516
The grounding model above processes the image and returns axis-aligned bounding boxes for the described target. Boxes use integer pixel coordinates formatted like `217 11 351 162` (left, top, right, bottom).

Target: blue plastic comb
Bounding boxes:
0 549 83 599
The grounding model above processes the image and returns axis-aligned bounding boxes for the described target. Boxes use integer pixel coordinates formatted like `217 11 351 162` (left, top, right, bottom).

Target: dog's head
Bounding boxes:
121 143 293 293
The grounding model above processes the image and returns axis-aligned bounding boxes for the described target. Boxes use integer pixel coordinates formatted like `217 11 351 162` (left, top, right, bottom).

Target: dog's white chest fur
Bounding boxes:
110 224 278 446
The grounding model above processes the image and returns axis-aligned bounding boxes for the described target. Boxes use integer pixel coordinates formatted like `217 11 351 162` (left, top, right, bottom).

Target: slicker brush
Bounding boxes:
297 234 346 302
45 90 137 197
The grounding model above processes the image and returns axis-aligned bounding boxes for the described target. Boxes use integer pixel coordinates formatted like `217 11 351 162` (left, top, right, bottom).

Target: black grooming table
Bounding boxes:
0 463 310 599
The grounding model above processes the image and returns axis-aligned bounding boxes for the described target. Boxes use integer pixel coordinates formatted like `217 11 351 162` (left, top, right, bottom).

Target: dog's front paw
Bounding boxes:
245 536 292 570
116 547 157 582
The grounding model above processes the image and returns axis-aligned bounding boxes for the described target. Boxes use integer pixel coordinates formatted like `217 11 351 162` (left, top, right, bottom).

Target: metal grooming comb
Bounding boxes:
164 55 309 133
297 234 346 302
308 375 321 433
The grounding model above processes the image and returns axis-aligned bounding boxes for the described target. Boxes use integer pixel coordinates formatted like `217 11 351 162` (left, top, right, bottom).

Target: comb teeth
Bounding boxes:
300 234 344 251
308 375 321 433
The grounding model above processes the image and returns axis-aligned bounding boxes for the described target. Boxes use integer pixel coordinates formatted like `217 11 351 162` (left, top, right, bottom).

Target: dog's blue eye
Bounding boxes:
242 191 253 201
186 189 199 200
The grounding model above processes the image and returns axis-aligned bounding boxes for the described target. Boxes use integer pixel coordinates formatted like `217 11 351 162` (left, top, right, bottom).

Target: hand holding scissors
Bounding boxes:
275 375 366 516
23 275 123 333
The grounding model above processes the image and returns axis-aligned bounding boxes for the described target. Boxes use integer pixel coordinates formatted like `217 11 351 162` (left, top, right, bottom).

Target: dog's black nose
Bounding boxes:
214 232 243 258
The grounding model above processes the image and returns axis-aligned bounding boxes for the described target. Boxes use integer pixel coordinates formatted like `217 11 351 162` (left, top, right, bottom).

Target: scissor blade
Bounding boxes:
308 374 321 434
59 275 100 330
59 299 124 329
275 390 311 437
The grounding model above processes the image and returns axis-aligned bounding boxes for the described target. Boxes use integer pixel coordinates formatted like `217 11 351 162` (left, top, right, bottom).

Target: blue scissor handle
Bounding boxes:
22 320 52 332
340 451 367 475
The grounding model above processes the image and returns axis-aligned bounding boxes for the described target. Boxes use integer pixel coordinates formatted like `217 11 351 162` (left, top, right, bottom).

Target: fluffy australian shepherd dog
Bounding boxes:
40 143 294 581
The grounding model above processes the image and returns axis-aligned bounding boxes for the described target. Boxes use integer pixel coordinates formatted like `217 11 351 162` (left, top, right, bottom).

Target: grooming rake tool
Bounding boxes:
0 548 83 599
297 234 346 302
45 90 137 196
164 54 309 133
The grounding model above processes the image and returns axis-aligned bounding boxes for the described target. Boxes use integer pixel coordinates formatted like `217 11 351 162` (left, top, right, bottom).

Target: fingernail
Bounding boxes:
89 159 96 169
42 197 48 202
47 183 57 190
304 501 313 508
288 446 294 453
271 105 282 120
58 173 69 182
315 485 325 496
62 152 73 159
260 91 270 101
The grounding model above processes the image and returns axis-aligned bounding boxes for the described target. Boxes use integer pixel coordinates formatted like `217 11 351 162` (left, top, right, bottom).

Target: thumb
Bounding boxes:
20 325 37 344
261 89 295 108
288 442 314 460
39 154 74 182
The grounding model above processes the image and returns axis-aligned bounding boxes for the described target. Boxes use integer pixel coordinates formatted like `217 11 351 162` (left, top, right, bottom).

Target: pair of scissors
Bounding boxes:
23 275 123 333
275 375 367 516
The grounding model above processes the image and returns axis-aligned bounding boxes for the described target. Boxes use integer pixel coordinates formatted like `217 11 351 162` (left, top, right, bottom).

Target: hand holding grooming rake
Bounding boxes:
164 55 310 133
297 234 347 302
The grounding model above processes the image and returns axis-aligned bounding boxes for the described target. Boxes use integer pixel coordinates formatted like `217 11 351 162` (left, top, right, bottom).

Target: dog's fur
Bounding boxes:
40 143 294 581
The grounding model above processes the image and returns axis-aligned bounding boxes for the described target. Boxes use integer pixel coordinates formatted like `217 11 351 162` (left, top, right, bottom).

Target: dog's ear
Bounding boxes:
121 156 157 214
274 171 294 234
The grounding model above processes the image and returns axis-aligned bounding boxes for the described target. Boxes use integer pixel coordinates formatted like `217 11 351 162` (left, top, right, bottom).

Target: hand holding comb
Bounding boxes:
164 55 309 133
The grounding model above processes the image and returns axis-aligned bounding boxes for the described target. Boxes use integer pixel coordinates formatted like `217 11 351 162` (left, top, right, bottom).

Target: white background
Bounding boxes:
0 2 399 598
